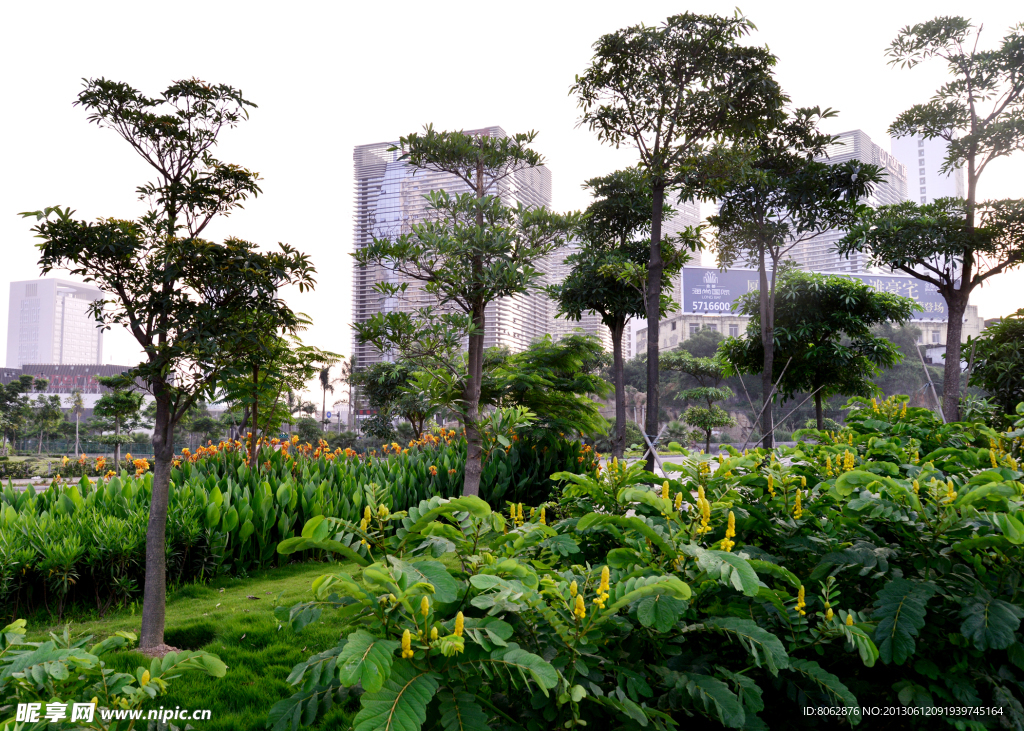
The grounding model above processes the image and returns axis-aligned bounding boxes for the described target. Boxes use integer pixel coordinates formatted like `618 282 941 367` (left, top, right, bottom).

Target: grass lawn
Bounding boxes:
26 561 358 731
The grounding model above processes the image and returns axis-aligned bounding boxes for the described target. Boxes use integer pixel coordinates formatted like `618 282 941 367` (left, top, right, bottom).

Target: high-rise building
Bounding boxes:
786 130 909 273
890 134 964 205
6 279 104 369
546 242 614 352
351 127 554 369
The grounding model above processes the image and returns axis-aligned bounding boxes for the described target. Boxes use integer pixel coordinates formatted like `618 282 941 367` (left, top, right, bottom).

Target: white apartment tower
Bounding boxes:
786 130 909 273
6 279 105 369
890 134 964 205
351 127 557 368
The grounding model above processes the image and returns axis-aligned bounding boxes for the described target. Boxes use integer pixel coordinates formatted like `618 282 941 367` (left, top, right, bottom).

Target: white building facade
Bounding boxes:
6 279 105 369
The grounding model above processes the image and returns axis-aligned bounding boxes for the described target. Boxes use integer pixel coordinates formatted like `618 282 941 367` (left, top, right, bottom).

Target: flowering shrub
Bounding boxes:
272 397 1024 728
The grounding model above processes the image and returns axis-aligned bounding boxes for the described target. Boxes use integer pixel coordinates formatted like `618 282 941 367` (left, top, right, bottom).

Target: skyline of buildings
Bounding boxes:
890 133 964 205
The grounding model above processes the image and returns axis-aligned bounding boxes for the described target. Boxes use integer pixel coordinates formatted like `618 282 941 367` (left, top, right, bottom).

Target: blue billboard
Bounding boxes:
681 267 947 321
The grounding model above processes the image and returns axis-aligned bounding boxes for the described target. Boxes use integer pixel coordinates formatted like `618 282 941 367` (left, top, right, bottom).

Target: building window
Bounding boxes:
932 330 940 343
707 324 718 332
918 139 925 147
670 335 678 346
729 324 738 337
920 177 926 184
689 323 700 335
917 332 923 344
921 196 927 203
671 321 677 331
919 167 925 175
920 187 927 194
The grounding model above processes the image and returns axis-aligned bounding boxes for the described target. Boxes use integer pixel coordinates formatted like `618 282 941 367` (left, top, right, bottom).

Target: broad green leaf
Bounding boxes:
577 513 676 557
745 559 801 588
389 558 458 604
438 691 490 731
277 537 370 566
674 672 745 728
703 617 789 675
337 631 400 693
478 645 557 692
960 590 1024 650
637 595 685 632
695 548 759 596
873 579 936 665
603 575 691 615
353 663 439 731
788 659 860 725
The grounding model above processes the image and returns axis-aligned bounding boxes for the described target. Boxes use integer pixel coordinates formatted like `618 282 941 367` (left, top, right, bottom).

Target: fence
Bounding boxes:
9 440 190 457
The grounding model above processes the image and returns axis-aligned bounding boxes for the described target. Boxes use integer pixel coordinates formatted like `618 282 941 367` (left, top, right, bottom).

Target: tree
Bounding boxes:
22 78 316 652
711 107 885 447
335 355 358 432
678 327 725 359
353 126 577 496
572 11 786 467
661 350 734 452
839 17 1024 422
30 392 64 456
549 169 683 457
480 334 610 439
318 365 338 432
967 309 1024 422
0 375 44 451
67 389 85 455
92 374 147 464
722 271 918 431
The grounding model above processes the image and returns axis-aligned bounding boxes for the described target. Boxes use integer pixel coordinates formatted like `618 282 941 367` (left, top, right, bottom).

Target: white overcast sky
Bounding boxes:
2 0 1022 386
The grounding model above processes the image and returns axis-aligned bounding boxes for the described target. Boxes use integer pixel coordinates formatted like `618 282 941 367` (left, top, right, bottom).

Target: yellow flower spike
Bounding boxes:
825 454 833 476
846 613 854 626
379 504 389 519
364 506 372 523
793 490 802 520
661 481 670 500
359 518 368 532
420 596 430 618
574 594 586 620
826 607 834 621
796 586 807 616
517 504 524 525
912 479 920 494
569 580 578 598
529 507 536 521
800 476 806 488
401 629 414 659
675 492 683 511
430 626 438 641
454 612 465 637
721 511 736 552
991 450 998 469
697 484 706 502
599 566 610 595
539 507 546 526
140 669 150 686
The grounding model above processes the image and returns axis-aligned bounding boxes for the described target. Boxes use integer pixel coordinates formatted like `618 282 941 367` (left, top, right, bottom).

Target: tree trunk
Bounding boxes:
758 247 775 449
611 318 626 459
462 301 486 497
815 391 824 431
249 364 260 468
37 428 43 455
942 292 968 423
645 181 665 471
140 384 174 650
113 418 121 466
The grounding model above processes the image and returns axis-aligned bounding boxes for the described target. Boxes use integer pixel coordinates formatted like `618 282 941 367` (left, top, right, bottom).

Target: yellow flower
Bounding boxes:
430 626 438 641
825 607 834 622
661 481 670 500
599 566 610 595
912 479 920 495
539 507 546 525
516 503 524 525
569 580 578 598
674 492 683 511
379 504 390 519
721 511 736 552
767 473 775 497
401 629 414 659
991 449 998 469
825 454 833 476
796 585 807 616
359 518 368 532
429 465 438 476
800 476 806 488
843 450 855 472
454 611 464 637
846 613 854 626
793 490 803 520
574 593 586 620
944 480 957 504
420 596 430 617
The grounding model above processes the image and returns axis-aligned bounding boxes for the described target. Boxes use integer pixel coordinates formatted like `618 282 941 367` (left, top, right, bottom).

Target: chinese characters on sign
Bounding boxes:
681 268 947 321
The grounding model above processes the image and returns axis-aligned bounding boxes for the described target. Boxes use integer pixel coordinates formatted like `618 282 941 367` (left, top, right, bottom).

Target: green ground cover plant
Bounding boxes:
0 433 597 619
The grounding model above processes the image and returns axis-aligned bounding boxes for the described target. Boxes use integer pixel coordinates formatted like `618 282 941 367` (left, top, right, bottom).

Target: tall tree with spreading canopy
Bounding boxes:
840 17 1024 422
722 271 918 431
572 11 786 467
353 126 577 496
967 308 1024 423
711 107 885 447
22 78 316 652
549 169 688 457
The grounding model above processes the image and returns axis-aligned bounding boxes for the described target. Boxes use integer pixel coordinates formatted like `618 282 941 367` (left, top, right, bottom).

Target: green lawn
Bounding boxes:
27 561 358 731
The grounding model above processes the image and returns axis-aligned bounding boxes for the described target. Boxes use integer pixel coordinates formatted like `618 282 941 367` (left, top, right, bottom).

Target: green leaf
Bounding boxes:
389 558 458 604
872 579 937 665
277 537 370 566
673 672 745 728
745 559 801 588
695 548 759 596
637 594 685 632
479 645 557 692
603 575 691 615
703 618 789 675
577 513 676 557
353 662 439 731
788 659 860 725
337 631 400 693
438 691 490 731
402 495 490 536
960 590 1024 650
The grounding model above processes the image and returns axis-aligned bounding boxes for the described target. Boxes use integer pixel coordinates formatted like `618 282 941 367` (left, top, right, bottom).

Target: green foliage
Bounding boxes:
0 619 225 728
968 309 1024 424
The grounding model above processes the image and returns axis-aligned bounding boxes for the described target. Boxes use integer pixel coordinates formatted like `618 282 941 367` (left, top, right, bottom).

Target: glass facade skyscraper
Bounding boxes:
786 129 909 273
6 279 105 369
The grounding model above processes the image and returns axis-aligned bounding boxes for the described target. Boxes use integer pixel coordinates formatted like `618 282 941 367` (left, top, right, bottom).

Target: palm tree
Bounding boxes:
68 389 85 455
319 366 334 432
336 355 358 431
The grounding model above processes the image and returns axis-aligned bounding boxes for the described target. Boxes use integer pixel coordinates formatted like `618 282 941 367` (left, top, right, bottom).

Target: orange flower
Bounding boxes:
448 468 457 475
429 465 438 476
